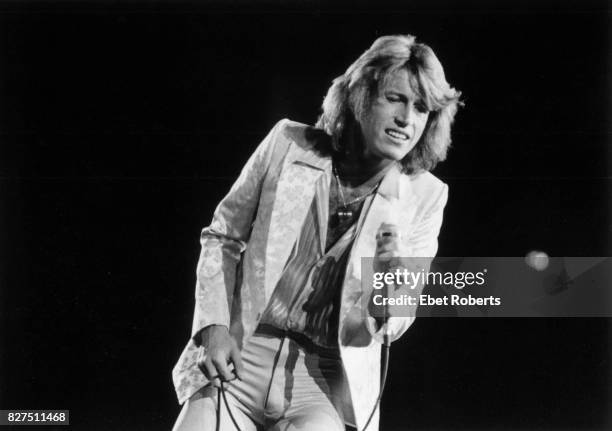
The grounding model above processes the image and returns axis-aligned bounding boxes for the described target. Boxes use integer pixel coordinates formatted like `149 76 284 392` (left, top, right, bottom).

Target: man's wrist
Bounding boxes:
193 324 227 347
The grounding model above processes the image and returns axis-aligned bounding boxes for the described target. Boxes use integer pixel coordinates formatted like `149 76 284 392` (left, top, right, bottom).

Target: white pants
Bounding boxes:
173 326 346 431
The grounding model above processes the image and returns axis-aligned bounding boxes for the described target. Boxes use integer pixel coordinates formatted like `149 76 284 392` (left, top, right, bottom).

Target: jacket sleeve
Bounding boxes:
366 182 449 343
190 119 287 341
407 182 449 258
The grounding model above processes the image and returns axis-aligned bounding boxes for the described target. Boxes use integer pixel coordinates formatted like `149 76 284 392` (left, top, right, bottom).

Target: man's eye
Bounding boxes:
415 103 429 114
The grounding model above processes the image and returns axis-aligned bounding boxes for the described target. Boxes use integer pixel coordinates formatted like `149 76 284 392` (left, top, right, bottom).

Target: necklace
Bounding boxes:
332 164 380 223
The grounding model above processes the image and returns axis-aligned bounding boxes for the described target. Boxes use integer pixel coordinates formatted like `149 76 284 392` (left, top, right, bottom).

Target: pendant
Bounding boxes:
337 207 353 223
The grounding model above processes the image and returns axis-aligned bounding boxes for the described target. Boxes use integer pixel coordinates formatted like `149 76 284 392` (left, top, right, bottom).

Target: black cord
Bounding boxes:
213 334 390 431
361 335 391 431
216 385 221 431
215 383 242 431
221 382 242 430
213 334 287 431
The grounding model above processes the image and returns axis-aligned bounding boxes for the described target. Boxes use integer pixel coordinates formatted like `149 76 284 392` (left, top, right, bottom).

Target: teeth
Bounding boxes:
387 130 408 140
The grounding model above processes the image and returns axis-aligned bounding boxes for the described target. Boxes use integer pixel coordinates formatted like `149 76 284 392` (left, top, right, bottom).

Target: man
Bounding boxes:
172 34 462 431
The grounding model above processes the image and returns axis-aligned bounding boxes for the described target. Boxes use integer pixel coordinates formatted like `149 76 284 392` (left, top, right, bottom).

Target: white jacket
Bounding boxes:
172 119 448 430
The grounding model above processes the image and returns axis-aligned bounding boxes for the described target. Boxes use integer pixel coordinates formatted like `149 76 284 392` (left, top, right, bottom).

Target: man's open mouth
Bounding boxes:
385 129 410 141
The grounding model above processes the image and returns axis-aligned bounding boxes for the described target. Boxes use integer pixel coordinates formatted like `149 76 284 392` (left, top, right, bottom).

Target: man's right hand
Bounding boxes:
196 325 244 387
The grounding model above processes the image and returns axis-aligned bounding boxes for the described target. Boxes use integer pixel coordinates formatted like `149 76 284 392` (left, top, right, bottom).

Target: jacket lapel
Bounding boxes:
264 141 331 299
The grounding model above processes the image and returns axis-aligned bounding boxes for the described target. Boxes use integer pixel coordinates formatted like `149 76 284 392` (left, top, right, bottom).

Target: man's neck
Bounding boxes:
334 154 395 188
334 124 397 187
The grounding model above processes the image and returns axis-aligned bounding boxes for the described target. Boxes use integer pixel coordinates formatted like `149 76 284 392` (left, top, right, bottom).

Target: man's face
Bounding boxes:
359 69 430 163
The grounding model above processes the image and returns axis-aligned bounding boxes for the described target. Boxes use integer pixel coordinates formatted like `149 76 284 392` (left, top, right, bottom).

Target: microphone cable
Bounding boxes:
213 332 391 431
213 331 287 431
360 334 391 431
215 385 221 431
215 381 242 431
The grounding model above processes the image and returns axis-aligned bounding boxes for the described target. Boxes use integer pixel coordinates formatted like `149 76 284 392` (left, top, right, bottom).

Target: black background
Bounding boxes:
0 0 610 430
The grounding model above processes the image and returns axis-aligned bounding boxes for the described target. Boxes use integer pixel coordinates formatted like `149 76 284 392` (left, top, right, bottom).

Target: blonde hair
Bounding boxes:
316 34 463 173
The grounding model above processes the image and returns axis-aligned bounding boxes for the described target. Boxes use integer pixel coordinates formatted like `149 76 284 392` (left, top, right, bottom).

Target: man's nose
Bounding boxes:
394 105 415 128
